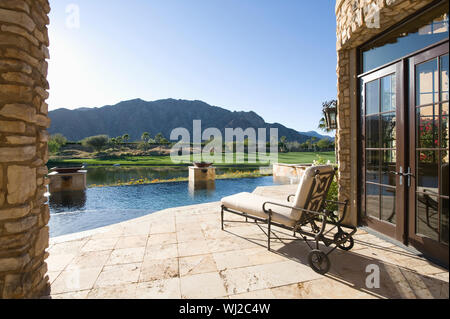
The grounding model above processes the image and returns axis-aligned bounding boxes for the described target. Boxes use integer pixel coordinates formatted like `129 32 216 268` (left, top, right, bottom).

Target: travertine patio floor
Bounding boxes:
44 184 449 299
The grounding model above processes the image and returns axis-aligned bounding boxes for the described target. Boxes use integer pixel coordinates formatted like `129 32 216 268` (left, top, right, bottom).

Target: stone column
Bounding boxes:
336 48 354 225
0 0 51 298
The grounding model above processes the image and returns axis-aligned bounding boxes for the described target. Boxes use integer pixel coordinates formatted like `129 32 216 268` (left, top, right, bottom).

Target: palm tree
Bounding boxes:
141 132 150 143
154 132 165 144
318 117 333 133
279 136 288 153
110 137 117 149
122 134 129 146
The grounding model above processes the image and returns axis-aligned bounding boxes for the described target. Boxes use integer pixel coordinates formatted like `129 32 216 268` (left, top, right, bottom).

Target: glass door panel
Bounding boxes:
409 43 449 265
361 62 404 238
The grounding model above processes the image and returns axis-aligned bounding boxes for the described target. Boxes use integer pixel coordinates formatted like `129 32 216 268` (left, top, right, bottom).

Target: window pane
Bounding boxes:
417 150 439 195
366 80 379 115
417 105 439 148
381 186 396 224
362 2 449 73
366 183 380 219
442 103 449 149
381 75 396 112
381 112 396 148
366 115 379 148
366 150 380 183
441 54 449 101
441 197 449 244
381 150 396 186
416 193 439 241
416 59 438 106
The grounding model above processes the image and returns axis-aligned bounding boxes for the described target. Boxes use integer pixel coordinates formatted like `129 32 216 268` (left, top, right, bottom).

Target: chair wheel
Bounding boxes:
308 249 330 275
334 232 354 251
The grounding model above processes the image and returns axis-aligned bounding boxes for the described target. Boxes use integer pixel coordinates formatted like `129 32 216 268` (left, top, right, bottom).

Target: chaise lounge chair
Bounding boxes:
220 165 357 274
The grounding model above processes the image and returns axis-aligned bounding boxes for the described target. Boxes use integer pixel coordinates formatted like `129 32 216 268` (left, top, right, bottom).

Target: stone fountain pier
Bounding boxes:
188 166 215 192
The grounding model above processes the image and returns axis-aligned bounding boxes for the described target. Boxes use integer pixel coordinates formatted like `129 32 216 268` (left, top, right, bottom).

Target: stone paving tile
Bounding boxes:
228 288 276 299
87 283 138 299
177 229 206 243
213 247 285 271
145 243 178 260
47 271 62 285
147 233 177 246
51 266 103 294
220 260 323 295
48 239 88 255
47 185 449 299
150 219 176 234
50 290 90 299
122 222 152 236
179 254 218 277
136 278 181 299
178 240 210 257
180 272 227 299
139 258 179 282
94 263 141 288
89 227 123 239
66 250 111 270
115 235 148 249
106 247 146 265
270 279 376 299
46 253 77 272
81 237 119 252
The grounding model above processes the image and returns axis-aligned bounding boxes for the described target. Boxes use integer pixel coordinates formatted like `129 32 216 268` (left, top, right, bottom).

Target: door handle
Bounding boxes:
389 170 403 185
404 167 414 187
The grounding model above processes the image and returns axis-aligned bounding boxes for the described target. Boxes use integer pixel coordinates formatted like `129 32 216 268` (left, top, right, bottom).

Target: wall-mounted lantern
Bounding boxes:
322 100 338 130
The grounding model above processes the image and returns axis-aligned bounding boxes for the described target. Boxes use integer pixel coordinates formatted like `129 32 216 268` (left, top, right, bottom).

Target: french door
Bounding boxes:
361 62 406 242
408 43 448 265
360 42 449 265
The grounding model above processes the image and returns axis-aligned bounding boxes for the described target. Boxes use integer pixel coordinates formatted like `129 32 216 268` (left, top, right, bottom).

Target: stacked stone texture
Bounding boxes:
0 0 50 298
335 0 433 210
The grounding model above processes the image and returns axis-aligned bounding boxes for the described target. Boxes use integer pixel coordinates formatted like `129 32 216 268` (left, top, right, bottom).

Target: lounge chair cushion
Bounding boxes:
221 165 335 227
221 192 297 226
291 165 335 219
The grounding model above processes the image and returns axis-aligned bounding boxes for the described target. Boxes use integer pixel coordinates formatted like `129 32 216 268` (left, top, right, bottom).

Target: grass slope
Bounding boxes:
48 152 335 167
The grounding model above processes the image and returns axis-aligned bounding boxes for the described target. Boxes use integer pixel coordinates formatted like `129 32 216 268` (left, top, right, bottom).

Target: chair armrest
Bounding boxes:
262 201 327 218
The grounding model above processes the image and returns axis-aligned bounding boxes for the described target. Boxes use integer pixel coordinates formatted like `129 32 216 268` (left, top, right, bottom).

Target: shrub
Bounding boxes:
313 154 339 211
81 135 109 152
48 133 67 154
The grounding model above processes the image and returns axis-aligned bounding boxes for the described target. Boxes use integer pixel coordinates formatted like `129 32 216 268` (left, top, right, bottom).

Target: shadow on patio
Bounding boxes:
223 221 449 299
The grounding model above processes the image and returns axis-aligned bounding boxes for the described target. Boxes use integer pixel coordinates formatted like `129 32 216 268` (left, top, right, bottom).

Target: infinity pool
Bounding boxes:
48 176 277 237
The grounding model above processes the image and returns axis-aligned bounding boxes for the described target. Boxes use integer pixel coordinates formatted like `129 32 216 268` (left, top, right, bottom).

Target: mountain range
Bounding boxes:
48 98 325 143
298 131 335 141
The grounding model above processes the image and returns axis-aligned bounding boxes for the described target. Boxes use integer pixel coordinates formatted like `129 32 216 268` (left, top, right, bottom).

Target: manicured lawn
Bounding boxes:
48 151 335 167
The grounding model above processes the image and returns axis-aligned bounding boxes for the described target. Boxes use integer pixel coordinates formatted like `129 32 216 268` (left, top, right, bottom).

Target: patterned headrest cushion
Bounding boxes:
289 165 335 220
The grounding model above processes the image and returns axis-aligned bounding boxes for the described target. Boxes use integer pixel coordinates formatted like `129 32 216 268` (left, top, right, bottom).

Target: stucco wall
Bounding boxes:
335 0 435 225
0 0 50 298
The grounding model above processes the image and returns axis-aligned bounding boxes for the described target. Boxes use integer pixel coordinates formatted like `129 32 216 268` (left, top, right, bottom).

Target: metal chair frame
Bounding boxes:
221 168 357 274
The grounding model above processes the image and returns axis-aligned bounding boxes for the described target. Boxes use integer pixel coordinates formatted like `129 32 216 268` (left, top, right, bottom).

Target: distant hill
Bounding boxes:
48 98 312 143
298 130 335 141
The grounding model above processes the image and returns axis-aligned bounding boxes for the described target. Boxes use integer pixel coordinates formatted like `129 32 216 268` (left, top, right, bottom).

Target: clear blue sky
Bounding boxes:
47 0 337 135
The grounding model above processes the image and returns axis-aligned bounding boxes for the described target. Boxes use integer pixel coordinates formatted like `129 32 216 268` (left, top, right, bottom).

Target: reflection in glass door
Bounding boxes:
361 62 405 240
409 43 449 264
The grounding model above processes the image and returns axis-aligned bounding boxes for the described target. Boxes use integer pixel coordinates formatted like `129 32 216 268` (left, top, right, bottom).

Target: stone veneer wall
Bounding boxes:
335 0 435 225
0 0 50 298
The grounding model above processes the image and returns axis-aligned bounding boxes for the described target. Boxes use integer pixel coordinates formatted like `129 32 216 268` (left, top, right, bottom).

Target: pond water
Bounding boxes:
81 166 262 186
48 176 279 238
